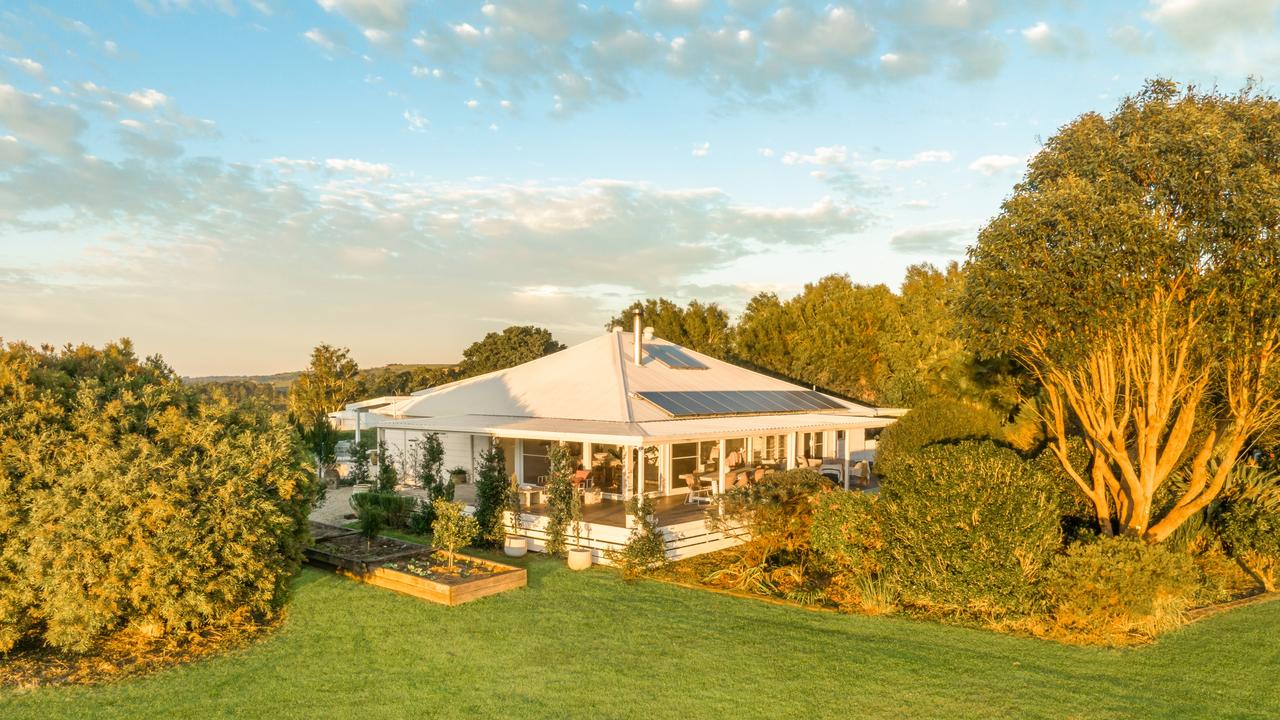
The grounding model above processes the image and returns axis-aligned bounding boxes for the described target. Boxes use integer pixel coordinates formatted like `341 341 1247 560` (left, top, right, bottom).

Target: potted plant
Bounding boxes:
504 473 528 557
566 473 592 571
449 466 469 485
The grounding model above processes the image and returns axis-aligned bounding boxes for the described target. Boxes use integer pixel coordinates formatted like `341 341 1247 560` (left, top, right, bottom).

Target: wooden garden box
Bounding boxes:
343 555 527 606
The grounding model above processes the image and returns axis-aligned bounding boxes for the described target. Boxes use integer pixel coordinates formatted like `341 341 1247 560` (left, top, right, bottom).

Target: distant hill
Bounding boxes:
183 363 454 389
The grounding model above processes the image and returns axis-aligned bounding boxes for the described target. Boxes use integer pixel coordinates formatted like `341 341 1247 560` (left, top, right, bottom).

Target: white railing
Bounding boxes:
505 511 747 565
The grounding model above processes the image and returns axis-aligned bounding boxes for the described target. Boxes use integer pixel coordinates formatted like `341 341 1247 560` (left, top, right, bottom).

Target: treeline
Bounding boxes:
610 263 1016 411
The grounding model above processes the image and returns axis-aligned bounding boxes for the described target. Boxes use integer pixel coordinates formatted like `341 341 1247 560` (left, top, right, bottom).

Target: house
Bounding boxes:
352 321 904 562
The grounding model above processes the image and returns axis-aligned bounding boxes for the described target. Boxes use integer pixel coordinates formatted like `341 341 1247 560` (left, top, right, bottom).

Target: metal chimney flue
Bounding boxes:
633 311 642 366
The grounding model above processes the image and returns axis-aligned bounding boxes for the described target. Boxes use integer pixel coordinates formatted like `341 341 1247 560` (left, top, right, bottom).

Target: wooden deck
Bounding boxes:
523 493 712 528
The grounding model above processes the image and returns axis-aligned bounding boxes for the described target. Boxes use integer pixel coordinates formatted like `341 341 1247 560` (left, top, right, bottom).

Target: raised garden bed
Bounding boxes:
367 552 526 606
306 533 426 575
305 534 526 605
310 521 359 543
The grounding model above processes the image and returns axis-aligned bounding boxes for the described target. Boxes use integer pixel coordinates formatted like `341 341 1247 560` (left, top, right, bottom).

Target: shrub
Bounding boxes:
471 442 510 548
355 499 386 547
407 501 434 537
1212 467 1280 592
1044 536 1198 643
347 438 372 486
875 398 1006 479
877 441 1063 619
0 341 318 653
542 443 577 556
350 492 417 531
809 490 881 578
704 470 830 597
606 496 668 579
711 469 830 569
431 500 479 571
408 432 452 501
375 441 399 493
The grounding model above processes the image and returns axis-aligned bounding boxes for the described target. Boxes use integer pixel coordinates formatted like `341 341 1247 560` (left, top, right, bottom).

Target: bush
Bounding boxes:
471 442 510 548
606 496 668 580
875 398 1006 479
347 438 372 486
350 492 417 531
0 341 317 653
542 443 578 556
809 490 881 579
1044 536 1198 643
704 470 830 599
711 469 830 569
1212 467 1280 592
877 441 1063 619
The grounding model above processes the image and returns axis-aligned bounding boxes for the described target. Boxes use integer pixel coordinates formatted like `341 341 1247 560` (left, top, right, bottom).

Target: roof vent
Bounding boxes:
642 326 654 341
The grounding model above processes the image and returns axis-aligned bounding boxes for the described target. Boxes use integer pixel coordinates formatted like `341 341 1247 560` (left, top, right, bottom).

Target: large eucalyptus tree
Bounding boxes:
963 80 1280 541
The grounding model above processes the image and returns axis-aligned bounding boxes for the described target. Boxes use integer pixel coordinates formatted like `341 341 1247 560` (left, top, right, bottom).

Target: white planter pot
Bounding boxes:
503 536 528 558
567 547 593 571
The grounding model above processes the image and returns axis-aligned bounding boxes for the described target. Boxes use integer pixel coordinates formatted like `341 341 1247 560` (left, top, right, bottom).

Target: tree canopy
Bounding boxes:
962 80 1280 540
456 326 565 378
287 344 359 479
734 275 897 403
608 298 733 359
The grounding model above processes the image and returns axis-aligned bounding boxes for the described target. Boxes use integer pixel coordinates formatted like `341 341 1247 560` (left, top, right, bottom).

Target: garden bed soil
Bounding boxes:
358 552 526 606
305 534 426 574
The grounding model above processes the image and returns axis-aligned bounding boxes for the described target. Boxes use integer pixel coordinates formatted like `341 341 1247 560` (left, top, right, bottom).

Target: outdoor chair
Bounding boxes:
683 473 712 504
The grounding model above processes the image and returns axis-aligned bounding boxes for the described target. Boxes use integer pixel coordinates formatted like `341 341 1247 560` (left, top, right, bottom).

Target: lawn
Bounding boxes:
2 556 1278 720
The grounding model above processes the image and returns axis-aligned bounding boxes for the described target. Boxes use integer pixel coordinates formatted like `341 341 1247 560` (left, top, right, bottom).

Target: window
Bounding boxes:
750 434 787 465
724 437 746 468
865 427 884 442
521 440 582 485
802 432 826 462
522 440 551 485
591 444 624 494
642 446 660 494
670 440 721 491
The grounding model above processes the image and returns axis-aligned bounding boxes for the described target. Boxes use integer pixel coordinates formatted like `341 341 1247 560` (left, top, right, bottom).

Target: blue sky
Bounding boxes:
1 0 1277 375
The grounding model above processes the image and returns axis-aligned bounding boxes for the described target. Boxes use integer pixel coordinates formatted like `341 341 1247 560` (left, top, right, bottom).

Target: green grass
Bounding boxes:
3 557 1279 719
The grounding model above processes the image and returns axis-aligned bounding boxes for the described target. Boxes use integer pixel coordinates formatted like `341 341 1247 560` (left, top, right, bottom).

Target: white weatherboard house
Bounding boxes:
353 324 903 563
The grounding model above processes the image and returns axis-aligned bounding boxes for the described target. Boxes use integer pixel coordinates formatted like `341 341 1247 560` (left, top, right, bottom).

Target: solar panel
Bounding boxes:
635 390 845 417
643 344 708 369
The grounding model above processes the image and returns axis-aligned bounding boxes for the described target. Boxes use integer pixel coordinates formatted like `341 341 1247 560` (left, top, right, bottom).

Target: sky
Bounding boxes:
1 0 1278 376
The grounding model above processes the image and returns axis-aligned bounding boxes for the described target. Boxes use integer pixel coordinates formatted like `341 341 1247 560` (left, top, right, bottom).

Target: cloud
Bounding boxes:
889 223 971 254
303 28 344 52
0 84 86 156
782 145 849 166
322 1 1026 114
691 141 710 157
6 57 45 80
868 149 953 171
1145 0 1280 50
316 0 409 32
967 153 1023 176
323 157 392 178
636 0 708 24
403 109 428 132
1109 25 1155 53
